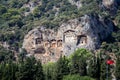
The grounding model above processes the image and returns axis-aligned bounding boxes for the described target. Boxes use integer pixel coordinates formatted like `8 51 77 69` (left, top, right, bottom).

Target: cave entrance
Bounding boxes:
76 35 87 45
44 41 50 47
51 39 56 48
45 43 49 47
35 38 42 44
34 47 45 54
57 40 62 47
51 43 56 47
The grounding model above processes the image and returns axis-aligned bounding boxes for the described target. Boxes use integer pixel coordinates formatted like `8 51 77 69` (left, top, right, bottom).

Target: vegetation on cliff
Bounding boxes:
0 0 120 80
0 0 108 50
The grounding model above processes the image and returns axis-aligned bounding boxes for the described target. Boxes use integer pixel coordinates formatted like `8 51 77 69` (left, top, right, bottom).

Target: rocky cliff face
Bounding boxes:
100 0 119 15
22 14 114 63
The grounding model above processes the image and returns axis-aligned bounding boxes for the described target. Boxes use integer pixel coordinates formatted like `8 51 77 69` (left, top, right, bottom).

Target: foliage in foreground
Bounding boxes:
0 48 120 80
63 74 95 80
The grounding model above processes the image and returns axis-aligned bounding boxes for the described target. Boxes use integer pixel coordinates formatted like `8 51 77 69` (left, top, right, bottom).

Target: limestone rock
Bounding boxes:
22 14 114 63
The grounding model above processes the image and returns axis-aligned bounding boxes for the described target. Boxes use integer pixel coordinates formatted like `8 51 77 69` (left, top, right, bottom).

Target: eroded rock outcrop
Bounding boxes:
22 14 114 63
100 0 119 15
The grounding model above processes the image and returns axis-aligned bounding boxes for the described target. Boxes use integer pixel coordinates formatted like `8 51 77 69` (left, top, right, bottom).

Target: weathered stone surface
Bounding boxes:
22 14 114 63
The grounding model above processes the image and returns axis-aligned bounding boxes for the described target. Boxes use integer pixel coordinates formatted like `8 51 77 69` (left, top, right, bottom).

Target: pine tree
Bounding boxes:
88 57 100 80
70 53 87 75
100 61 107 80
43 62 57 80
56 56 69 80
99 53 111 80
0 63 3 79
35 61 44 80
70 52 80 74
115 57 120 79
16 57 37 80
1 61 17 80
78 57 87 76
70 49 89 76
44 66 52 80
18 48 27 63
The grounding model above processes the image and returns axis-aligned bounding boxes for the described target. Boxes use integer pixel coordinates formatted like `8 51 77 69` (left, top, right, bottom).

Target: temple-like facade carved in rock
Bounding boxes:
22 14 114 63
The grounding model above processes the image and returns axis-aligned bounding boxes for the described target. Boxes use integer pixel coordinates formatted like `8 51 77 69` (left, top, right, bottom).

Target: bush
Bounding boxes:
63 74 95 80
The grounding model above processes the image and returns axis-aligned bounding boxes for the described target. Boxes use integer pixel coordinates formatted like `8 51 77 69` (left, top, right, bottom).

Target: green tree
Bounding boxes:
16 57 37 80
115 57 120 79
1 61 17 80
69 49 90 76
56 56 69 80
0 46 15 62
70 55 87 76
18 48 27 63
43 62 57 80
99 52 111 80
35 61 44 80
88 56 100 80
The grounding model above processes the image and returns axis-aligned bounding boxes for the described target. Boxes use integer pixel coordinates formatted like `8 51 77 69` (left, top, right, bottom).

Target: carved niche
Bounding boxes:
34 47 46 54
44 41 50 48
76 35 87 45
34 30 43 44
50 39 57 48
57 40 62 47
35 38 42 44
